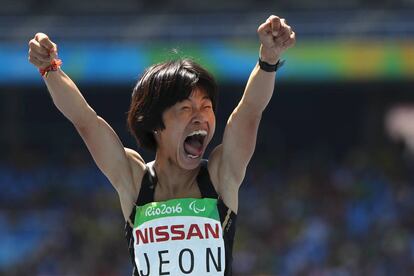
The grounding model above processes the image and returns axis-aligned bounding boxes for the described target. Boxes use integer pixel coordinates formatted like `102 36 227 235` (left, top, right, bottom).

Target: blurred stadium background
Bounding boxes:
1 0 414 275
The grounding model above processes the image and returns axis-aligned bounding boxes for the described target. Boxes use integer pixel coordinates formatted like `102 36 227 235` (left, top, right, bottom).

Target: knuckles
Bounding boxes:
28 39 36 47
35 32 48 40
268 15 280 21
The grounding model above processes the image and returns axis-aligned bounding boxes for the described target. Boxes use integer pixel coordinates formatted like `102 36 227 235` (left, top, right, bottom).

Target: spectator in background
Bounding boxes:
386 105 414 153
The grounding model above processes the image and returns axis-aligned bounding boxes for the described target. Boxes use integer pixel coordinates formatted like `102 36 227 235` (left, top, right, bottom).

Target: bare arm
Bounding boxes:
209 16 295 211
28 33 145 219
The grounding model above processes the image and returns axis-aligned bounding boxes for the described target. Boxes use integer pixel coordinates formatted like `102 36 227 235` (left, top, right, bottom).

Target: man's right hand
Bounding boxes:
28 33 58 70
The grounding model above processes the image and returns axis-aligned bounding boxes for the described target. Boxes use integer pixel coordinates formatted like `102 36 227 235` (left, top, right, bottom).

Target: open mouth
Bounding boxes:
183 130 207 159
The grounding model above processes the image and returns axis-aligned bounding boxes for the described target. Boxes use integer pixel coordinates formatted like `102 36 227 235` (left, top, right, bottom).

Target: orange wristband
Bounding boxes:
39 58 62 77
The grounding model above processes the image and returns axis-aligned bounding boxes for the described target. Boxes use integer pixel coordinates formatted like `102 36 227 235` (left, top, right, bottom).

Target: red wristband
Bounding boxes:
39 58 62 77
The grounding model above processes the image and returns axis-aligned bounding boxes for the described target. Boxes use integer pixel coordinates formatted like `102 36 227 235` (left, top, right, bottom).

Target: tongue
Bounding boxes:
184 138 203 157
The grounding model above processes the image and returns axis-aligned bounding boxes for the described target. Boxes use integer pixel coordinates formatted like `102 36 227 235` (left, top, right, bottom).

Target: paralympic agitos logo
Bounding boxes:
189 200 206 214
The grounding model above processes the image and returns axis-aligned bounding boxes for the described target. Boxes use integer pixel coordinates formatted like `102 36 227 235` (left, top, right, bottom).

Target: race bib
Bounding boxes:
133 198 225 276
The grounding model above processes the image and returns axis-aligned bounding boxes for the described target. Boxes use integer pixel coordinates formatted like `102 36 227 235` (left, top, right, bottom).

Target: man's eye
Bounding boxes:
204 105 212 110
181 106 191 111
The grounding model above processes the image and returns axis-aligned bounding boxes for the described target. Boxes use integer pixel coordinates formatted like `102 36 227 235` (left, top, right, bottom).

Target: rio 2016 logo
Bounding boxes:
189 200 206 214
145 203 182 217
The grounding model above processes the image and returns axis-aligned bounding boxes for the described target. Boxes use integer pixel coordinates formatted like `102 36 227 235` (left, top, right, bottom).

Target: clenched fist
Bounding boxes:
28 33 59 71
257 15 296 64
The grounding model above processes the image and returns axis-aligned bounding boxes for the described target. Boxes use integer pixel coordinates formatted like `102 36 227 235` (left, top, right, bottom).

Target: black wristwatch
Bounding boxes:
258 58 285 72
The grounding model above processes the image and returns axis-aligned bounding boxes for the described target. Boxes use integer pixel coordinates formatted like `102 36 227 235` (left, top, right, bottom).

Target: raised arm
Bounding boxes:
209 15 295 211
28 33 145 219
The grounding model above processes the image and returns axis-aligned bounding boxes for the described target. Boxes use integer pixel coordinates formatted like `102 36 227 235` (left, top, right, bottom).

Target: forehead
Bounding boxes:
186 88 211 101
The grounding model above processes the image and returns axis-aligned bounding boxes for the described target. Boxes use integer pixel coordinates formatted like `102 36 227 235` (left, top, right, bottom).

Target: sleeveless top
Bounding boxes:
124 160 237 276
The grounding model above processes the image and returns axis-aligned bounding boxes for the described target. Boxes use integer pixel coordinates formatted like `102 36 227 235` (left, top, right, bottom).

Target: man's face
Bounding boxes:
156 88 216 170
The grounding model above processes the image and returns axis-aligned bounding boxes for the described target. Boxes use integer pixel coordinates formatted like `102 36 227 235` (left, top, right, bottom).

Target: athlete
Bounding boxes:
28 15 295 275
